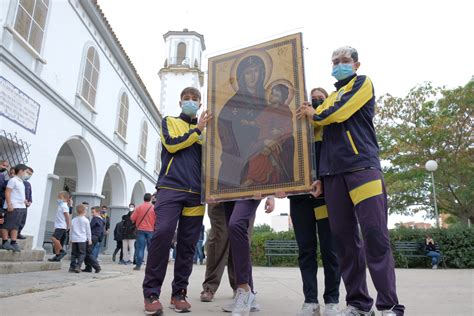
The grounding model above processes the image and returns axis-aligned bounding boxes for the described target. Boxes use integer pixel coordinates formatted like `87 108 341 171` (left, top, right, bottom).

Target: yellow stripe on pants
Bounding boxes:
182 206 205 217
314 205 329 220
349 179 383 206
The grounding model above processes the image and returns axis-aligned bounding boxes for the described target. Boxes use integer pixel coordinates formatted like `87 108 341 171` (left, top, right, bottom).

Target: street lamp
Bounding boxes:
425 160 439 228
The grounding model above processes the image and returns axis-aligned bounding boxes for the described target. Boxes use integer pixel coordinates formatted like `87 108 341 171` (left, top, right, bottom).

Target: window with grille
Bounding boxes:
140 121 148 159
80 47 100 107
117 93 129 138
155 141 162 172
13 0 49 52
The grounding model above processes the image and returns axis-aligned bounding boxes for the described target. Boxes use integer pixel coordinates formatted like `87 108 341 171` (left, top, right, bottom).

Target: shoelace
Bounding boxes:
234 290 248 309
147 295 159 303
176 290 187 302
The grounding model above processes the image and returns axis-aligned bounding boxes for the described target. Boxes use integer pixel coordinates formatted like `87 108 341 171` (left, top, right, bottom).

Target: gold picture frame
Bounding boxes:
203 33 314 202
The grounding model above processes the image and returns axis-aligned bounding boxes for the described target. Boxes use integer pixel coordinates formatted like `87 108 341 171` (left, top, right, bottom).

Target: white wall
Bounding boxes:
0 0 160 248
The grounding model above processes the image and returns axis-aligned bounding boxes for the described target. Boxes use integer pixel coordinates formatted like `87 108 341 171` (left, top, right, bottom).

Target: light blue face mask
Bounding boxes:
181 100 199 117
331 63 355 81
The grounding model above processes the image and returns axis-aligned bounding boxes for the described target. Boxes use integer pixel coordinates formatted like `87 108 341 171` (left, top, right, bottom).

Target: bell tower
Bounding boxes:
158 29 205 117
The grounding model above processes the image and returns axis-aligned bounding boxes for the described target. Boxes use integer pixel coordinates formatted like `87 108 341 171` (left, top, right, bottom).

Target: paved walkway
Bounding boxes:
0 260 472 315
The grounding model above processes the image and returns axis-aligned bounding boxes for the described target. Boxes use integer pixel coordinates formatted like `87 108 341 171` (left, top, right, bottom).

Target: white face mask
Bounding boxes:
129 207 135 212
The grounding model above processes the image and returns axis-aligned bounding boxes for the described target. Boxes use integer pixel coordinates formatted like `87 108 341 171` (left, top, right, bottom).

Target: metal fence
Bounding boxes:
0 129 31 165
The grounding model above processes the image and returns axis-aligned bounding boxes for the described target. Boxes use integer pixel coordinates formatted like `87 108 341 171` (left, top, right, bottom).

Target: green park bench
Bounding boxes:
264 240 299 266
394 241 446 268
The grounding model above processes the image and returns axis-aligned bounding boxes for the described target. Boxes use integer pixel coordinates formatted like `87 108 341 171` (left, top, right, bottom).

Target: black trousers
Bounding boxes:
290 195 341 304
70 242 87 269
114 240 123 261
18 208 27 234
84 243 101 271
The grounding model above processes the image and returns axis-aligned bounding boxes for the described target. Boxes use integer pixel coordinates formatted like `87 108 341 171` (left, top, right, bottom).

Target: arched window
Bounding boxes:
117 92 129 138
155 141 162 172
177 42 186 65
14 0 50 52
80 46 100 107
139 121 148 159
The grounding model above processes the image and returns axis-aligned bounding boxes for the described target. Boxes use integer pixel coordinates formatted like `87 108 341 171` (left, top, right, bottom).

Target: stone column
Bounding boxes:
36 174 59 249
104 205 130 254
72 192 105 218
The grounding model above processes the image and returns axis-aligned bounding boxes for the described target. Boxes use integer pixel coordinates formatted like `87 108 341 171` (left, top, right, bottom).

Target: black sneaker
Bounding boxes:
95 267 101 273
48 255 60 262
81 268 93 273
17 234 27 240
68 268 76 273
57 250 67 260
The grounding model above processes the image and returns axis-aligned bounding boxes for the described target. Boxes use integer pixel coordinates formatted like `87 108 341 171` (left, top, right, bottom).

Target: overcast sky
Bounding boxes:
97 0 473 228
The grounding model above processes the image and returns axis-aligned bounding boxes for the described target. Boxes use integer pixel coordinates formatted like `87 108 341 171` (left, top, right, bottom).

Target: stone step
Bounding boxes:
0 249 45 262
17 235 34 251
0 261 61 274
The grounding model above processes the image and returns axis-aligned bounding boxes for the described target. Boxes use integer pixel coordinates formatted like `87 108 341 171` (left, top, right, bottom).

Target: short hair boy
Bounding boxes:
47 191 70 261
69 204 92 273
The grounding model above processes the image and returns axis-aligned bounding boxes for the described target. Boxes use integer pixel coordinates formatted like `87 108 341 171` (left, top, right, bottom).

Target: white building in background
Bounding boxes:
271 213 291 232
158 29 205 117
0 0 162 253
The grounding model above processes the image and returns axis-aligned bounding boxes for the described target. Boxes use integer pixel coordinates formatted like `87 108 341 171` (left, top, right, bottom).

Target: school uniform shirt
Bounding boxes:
90 215 105 238
24 180 32 204
312 74 381 176
70 215 92 243
2 176 26 209
156 113 202 193
54 200 69 229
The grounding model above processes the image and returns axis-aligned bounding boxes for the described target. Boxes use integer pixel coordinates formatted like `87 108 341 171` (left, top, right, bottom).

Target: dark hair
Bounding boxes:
310 87 328 98
144 193 152 202
14 164 29 174
180 87 201 101
91 207 100 213
237 55 266 98
101 205 107 209
82 201 89 205
27 166 34 173
272 84 289 103
129 203 135 207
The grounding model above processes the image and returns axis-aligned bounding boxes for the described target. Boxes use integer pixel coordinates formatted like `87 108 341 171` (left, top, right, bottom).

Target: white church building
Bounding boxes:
0 0 170 253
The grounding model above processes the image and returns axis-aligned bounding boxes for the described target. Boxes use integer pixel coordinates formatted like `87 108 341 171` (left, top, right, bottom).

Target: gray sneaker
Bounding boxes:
2 241 14 251
231 288 255 316
297 303 320 316
10 242 21 252
323 303 339 316
338 305 375 315
222 293 260 313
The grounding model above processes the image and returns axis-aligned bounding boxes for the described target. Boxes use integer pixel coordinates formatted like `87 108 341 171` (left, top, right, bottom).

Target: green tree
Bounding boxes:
376 81 474 223
253 223 273 234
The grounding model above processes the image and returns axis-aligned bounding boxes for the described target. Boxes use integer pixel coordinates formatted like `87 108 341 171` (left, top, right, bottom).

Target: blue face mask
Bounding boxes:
331 63 355 81
181 100 199 117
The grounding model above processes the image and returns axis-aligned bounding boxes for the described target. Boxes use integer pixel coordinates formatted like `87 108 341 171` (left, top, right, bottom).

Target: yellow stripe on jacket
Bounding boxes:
312 76 374 126
161 116 201 154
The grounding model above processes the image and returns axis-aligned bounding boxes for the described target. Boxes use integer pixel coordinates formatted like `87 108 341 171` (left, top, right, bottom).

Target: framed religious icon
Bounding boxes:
203 33 314 202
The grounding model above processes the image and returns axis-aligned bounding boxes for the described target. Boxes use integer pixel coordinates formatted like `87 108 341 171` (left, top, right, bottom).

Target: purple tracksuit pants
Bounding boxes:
323 168 405 315
143 189 204 298
223 199 260 289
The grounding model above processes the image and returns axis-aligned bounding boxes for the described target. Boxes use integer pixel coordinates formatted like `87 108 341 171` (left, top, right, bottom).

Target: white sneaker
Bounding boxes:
323 303 339 316
297 303 320 316
381 310 396 316
432 264 438 269
338 305 375 315
231 288 255 316
222 292 260 313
